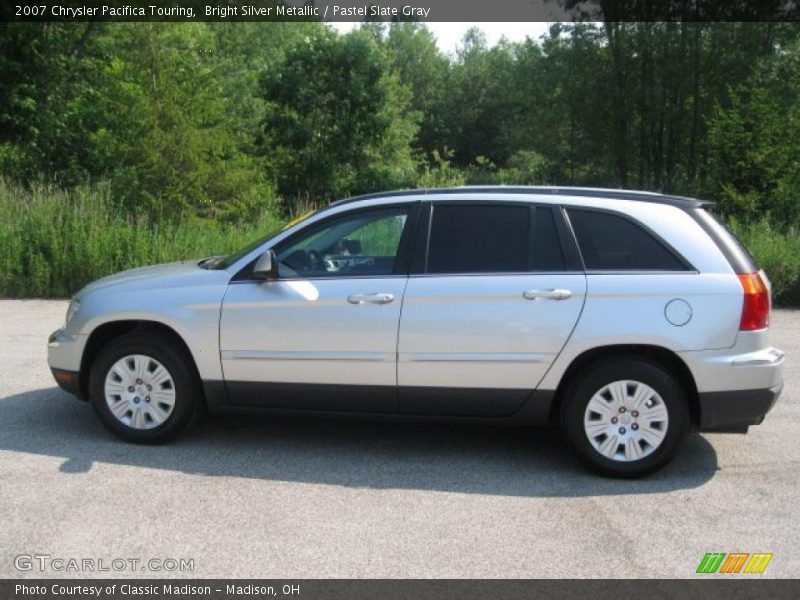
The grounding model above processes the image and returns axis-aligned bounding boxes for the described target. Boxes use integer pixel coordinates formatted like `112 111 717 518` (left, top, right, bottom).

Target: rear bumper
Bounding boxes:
681 345 784 391
680 342 784 433
698 382 783 432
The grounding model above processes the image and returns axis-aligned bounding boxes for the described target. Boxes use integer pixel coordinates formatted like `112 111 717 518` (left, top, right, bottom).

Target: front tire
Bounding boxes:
89 332 201 443
561 358 689 477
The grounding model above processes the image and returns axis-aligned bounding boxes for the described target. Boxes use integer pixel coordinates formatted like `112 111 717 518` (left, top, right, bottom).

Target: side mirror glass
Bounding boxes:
253 250 278 280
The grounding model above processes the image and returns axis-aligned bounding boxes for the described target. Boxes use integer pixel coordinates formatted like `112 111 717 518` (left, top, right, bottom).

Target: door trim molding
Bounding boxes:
222 350 394 362
402 352 546 363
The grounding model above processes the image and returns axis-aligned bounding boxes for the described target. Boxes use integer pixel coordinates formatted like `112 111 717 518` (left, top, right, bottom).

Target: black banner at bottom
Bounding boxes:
3 580 800 600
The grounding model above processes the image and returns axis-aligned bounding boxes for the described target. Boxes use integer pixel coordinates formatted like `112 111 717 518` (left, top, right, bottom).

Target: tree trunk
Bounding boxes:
688 24 702 186
604 21 629 186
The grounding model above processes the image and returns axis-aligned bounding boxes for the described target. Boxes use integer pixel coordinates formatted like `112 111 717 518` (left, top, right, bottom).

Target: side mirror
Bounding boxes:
253 250 278 280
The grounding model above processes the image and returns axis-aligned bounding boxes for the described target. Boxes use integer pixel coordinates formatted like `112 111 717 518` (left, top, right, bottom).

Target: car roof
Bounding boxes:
329 186 714 210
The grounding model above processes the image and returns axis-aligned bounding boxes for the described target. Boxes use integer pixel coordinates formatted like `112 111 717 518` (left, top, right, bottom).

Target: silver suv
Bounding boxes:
47 187 784 477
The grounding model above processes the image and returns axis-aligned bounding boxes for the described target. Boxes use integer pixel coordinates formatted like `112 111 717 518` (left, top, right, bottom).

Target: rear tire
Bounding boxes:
89 332 201 443
561 358 689 478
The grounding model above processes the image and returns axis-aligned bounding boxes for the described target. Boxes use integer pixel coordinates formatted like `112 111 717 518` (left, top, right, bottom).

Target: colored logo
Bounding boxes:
696 552 772 574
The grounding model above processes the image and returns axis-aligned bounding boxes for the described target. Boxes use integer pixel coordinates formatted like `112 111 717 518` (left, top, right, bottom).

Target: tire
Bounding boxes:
561 358 689 478
89 331 202 443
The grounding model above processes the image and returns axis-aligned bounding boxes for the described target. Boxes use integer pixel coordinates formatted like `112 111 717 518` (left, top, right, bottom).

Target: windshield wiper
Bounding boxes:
197 256 223 269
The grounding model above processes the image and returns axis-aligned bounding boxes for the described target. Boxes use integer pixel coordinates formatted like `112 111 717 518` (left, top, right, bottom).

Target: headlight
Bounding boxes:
65 298 80 326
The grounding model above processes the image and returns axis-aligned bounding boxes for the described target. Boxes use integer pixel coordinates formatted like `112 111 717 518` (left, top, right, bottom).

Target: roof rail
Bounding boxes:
328 185 714 209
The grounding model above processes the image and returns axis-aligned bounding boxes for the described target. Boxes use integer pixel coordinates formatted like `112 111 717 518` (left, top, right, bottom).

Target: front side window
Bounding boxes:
567 208 688 271
275 207 409 278
426 204 530 274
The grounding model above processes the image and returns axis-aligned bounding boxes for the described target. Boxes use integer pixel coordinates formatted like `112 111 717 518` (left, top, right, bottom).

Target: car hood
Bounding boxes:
78 259 221 297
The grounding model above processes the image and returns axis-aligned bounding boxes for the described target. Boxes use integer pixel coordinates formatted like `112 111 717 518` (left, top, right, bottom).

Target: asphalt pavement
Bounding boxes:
0 300 797 578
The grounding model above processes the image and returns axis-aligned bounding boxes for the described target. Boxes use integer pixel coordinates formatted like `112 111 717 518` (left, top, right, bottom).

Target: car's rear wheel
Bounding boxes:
89 332 201 443
561 358 689 477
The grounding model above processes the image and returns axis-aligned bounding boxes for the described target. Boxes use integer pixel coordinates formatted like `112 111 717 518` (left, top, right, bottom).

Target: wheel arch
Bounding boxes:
79 320 201 401
550 344 699 426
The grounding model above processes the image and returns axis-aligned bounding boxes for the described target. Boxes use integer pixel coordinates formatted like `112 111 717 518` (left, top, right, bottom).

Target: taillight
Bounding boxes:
737 272 770 330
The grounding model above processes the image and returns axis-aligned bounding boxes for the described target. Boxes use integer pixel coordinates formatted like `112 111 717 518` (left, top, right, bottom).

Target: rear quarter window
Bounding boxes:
567 208 689 271
692 208 759 274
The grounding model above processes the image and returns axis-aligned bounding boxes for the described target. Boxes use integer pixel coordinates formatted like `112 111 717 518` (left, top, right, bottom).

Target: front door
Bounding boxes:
220 204 416 412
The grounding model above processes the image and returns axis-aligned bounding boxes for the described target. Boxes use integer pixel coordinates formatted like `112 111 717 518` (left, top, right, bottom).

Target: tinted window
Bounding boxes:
427 204 529 274
532 207 565 270
567 209 687 271
276 207 409 278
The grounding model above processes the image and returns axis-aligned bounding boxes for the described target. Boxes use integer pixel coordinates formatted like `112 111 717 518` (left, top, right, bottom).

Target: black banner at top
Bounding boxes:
2 0 800 23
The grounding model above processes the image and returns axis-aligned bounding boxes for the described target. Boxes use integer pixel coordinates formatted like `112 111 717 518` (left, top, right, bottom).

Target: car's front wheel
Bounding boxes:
561 358 689 477
89 332 201 443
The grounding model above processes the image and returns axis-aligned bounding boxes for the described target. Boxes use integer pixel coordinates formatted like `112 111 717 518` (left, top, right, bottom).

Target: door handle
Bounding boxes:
347 293 395 305
522 288 572 301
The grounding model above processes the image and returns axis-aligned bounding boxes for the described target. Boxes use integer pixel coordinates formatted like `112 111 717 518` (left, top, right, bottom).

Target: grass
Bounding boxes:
0 180 283 298
729 218 800 306
1 180 799 305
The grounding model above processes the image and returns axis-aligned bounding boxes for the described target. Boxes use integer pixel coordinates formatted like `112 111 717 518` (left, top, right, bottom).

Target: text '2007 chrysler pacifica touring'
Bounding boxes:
48 186 784 477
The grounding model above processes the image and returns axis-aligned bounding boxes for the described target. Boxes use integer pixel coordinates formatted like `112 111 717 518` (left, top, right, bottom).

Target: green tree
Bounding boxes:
259 29 420 206
0 22 293 220
102 24 274 219
443 29 520 166
0 23 101 181
706 41 800 225
521 23 611 184
384 23 450 157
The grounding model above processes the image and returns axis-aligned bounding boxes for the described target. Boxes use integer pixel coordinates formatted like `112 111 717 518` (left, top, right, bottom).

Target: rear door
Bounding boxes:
397 202 586 417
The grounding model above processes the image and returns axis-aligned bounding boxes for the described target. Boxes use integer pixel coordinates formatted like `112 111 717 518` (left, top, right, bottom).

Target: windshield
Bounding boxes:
205 227 284 270
205 209 320 270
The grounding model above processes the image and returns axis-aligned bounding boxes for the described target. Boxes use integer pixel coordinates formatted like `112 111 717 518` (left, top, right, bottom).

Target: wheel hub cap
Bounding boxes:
583 380 669 462
104 354 176 430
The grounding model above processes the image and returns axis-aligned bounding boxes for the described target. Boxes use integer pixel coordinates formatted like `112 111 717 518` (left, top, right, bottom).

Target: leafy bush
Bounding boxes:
496 151 553 185
416 150 467 188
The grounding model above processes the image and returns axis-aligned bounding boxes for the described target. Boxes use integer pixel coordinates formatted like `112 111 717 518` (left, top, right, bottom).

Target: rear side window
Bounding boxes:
567 209 688 271
427 204 529 274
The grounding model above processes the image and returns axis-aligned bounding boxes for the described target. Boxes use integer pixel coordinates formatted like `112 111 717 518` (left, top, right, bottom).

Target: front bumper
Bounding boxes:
698 382 783 432
48 328 88 399
50 367 82 397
